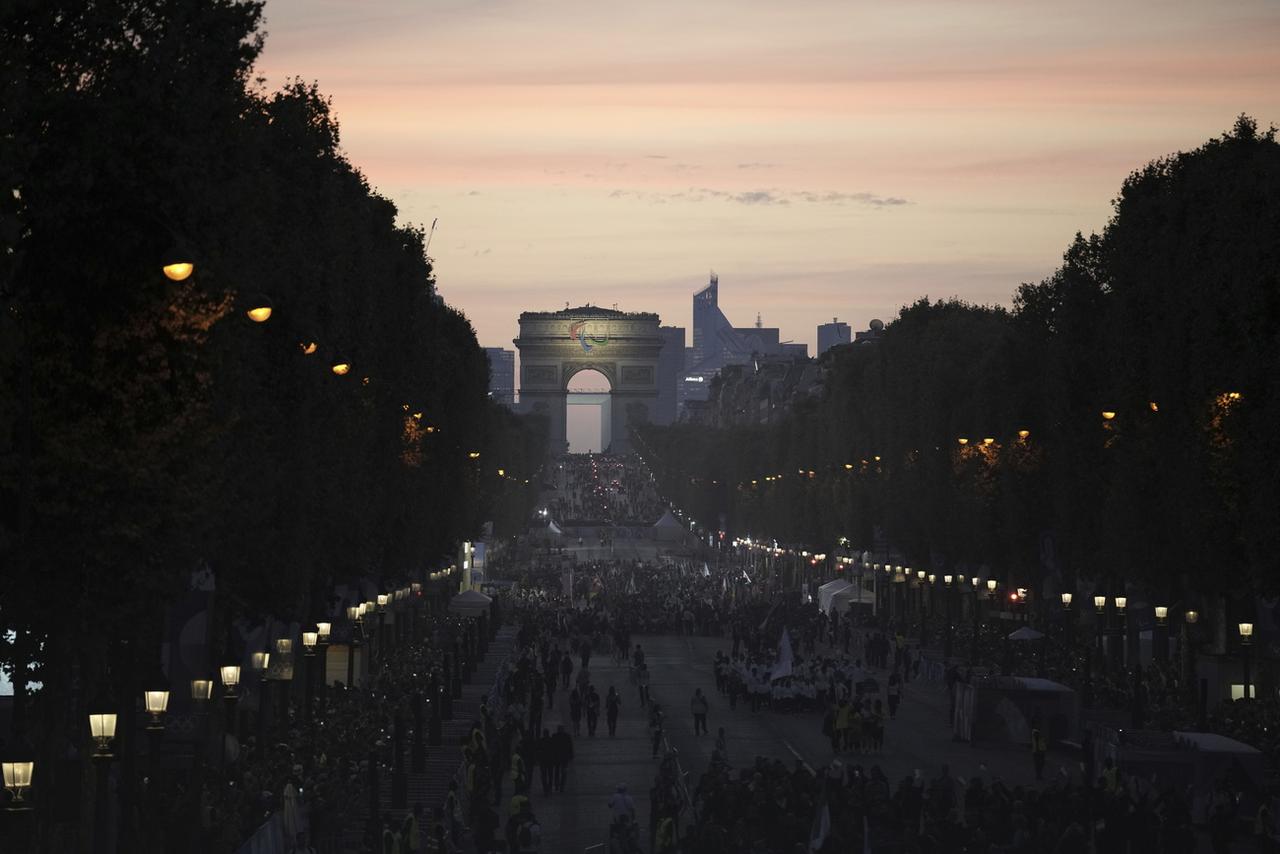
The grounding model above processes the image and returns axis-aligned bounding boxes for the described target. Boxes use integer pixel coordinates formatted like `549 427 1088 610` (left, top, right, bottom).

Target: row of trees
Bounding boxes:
641 116 1279 599
1 0 545 744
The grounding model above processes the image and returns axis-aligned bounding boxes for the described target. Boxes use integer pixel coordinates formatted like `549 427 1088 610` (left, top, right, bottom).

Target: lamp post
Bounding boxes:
1239 622 1254 701
220 665 241 765
275 638 294 725
251 651 271 759
1061 592 1074 649
1112 596 1127 670
348 605 363 689
1153 605 1168 662
89 711 118 854
302 631 318 723
142 687 169 853
942 574 955 659
316 622 332 717
969 577 982 663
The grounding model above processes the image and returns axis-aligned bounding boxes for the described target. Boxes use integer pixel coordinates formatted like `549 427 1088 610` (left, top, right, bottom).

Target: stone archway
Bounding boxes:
514 306 662 454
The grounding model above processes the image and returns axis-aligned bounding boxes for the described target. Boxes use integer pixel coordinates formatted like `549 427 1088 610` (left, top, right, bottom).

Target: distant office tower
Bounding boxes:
685 272 784 407
484 347 516 407
655 326 685 425
817 318 851 355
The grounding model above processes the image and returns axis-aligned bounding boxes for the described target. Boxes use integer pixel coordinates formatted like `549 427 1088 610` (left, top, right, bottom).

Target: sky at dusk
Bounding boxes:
254 0 1280 354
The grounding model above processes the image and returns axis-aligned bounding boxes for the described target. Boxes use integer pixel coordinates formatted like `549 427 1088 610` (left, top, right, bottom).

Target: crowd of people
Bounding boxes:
546 455 667 525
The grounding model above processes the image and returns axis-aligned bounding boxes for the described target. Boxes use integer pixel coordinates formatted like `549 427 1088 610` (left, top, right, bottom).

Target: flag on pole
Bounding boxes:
808 797 830 851
774 628 794 681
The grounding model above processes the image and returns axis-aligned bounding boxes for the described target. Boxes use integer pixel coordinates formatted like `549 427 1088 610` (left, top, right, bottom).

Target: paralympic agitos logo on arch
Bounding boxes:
568 320 610 353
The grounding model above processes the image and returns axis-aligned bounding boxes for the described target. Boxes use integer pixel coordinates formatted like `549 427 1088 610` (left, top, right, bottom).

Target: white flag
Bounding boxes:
774 629 794 681
808 800 829 850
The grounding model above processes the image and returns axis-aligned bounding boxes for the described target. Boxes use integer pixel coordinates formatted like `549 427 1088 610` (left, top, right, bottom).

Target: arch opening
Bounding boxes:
566 369 611 454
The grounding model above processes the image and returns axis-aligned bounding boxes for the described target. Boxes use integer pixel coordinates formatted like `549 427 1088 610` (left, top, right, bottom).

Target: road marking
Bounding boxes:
783 739 814 774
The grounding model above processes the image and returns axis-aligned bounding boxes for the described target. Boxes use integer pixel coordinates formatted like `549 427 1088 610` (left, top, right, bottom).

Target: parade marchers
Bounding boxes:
438 453 1276 854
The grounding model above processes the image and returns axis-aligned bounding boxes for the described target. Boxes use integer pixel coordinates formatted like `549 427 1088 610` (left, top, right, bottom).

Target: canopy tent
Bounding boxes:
547 520 563 536
831 583 873 615
1007 626 1045 641
817 579 852 614
448 589 493 617
652 510 685 542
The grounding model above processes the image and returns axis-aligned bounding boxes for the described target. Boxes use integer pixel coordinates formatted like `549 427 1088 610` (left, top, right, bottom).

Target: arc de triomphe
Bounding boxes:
514 306 662 454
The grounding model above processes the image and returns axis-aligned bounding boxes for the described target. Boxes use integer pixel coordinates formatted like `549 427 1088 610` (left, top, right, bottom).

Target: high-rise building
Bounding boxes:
817 318 851 355
655 326 685 425
683 273 786 412
483 347 516 407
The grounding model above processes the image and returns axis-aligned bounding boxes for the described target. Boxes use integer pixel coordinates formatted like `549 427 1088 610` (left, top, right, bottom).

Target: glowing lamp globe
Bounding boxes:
191 679 213 701
162 262 194 282
316 622 332 641
2 761 34 802
144 689 169 716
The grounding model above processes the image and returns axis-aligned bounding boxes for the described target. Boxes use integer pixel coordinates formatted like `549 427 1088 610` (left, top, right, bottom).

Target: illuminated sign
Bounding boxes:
568 320 610 353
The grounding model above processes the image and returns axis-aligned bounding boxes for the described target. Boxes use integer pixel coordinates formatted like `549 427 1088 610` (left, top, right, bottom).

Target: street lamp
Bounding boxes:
191 679 213 703
331 361 351 376
143 689 170 731
162 261 194 282
89 713 118 756
245 296 273 323
987 579 997 593
220 665 241 697
1239 623 1254 701
1154 606 1168 625
89 712 117 854
1094 595 1106 615
2 760 34 804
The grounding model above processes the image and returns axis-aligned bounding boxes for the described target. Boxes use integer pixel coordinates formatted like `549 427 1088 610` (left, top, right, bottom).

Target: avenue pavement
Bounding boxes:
527 630 1054 854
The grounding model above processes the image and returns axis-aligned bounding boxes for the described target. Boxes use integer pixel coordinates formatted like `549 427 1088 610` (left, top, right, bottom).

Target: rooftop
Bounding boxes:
520 305 660 321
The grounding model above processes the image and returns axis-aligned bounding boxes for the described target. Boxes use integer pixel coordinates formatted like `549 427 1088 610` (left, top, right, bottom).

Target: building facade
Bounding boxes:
484 347 516 407
817 319 851 355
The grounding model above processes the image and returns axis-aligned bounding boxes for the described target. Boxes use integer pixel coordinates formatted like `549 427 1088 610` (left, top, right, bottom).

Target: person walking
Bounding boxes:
569 687 583 735
1031 727 1048 782
636 663 650 707
536 728 555 796
649 704 665 758
585 685 601 737
550 724 574 793
887 670 902 719
690 688 709 736
559 653 573 690
605 686 622 737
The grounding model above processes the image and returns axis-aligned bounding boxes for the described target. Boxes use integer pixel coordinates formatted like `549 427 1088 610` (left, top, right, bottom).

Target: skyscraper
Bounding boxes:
655 326 686 425
483 347 515 407
817 318 851 355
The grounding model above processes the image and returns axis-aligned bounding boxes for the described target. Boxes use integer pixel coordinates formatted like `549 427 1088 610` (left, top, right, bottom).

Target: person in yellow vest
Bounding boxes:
511 749 529 796
655 815 676 854
401 804 421 854
1031 727 1048 782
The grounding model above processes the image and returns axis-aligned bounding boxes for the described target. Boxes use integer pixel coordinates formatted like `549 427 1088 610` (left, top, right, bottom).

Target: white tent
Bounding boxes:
448 589 493 617
652 510 685 542
830 582 873 615
547 520 563 536
1007 626 1045 641
817 579 853 614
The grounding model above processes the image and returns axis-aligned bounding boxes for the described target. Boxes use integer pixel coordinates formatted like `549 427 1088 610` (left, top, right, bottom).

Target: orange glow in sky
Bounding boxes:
255 0 1280 351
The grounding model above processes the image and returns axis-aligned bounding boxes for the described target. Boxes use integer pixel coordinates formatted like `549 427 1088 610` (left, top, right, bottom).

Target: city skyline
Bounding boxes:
253 0 1280 351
